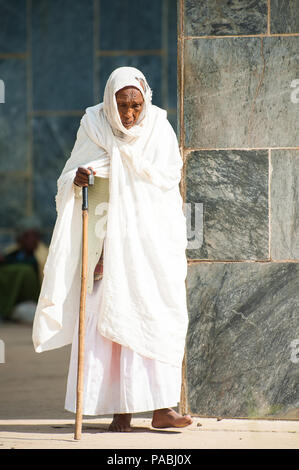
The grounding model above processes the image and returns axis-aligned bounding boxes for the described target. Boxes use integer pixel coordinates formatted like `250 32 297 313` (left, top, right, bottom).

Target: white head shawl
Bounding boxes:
58 66 182 193
103 66 152 140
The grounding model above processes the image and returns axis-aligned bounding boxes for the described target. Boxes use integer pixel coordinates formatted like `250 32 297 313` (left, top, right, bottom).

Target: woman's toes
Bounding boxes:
152 408 193 428
108 413 132 432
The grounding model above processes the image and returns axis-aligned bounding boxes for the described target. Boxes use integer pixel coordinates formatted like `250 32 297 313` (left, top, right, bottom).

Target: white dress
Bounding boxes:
64 276 182 416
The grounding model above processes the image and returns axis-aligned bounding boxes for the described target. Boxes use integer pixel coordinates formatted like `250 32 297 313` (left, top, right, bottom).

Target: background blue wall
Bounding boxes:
0 0 177 247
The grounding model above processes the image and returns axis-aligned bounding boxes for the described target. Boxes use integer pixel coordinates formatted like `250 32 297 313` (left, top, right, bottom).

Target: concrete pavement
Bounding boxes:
0 416 299 449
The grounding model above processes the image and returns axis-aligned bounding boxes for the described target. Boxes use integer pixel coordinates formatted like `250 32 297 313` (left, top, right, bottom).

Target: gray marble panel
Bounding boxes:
186 262 299 418
0 59 27 172
186 150 269 260
0 175 28 229
33 116 81 228
184 37 299 149
271 0 299 34
0 0 27 53
270 149 299 260
98 55 163 107
184 0 268 36
32 0 94 110
99 0 162 50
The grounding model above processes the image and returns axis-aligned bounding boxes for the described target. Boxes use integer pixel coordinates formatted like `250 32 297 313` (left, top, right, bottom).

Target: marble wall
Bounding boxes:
179 0 299 418
0 0 177 247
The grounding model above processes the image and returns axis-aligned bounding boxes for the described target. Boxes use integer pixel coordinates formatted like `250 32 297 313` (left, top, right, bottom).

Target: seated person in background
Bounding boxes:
0 216 48 322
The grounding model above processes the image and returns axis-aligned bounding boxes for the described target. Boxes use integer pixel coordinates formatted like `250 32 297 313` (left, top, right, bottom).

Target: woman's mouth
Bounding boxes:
123 120 134 128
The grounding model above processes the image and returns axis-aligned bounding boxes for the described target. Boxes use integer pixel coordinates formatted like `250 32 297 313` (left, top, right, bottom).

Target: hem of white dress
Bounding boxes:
64 401 180 416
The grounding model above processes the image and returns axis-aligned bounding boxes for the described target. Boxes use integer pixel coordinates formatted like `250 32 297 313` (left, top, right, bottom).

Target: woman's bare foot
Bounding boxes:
151 408 193 428
108 413 132 432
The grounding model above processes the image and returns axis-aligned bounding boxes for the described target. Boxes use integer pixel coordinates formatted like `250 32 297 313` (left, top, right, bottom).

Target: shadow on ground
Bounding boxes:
0 422 181 435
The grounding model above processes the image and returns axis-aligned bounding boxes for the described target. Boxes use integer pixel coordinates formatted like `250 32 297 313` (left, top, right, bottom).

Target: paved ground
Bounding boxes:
0 322 299 449
1 416 299 449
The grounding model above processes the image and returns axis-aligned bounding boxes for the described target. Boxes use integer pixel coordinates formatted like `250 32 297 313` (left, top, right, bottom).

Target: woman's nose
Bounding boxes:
124 107 133 117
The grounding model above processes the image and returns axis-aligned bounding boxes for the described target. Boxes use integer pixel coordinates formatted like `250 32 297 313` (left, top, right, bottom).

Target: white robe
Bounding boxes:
65 276 182 415
32 67 189 368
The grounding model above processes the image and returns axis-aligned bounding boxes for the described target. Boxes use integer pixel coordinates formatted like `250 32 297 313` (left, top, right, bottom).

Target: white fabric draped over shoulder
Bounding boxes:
32 67 189 367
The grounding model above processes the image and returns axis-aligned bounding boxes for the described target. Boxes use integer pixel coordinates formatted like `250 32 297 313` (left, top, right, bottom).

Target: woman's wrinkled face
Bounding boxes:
115 86 144 129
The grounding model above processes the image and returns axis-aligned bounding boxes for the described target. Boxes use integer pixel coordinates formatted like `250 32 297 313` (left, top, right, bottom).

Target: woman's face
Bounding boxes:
115 86 144 129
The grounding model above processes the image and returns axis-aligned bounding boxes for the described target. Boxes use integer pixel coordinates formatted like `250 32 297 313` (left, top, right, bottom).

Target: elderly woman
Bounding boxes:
32 67 192 432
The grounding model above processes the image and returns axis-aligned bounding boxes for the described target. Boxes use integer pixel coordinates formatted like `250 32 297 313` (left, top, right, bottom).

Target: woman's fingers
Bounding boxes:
74 167 96 186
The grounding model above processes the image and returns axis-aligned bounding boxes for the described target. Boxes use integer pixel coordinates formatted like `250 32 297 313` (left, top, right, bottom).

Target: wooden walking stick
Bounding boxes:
74 169 94 440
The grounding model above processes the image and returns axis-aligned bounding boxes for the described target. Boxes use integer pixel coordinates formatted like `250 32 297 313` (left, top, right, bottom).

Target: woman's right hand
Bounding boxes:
73 167 96 187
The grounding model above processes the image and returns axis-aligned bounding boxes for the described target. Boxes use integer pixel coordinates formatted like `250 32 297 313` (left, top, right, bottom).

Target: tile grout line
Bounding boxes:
93 0 100 103
29 110 84 116
183 147 299 154
178 0 190 419
26 0 33 217
183 33 299 40
161 0 169 111
178 0 184 154
0 53 28 59
0 170 32 176
178 0 186 205
97 0 101 101
186 259 299 264
95 49 164 56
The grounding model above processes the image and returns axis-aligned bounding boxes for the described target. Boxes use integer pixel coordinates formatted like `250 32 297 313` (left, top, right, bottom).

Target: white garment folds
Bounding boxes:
65 277 182 415
32 67 189 367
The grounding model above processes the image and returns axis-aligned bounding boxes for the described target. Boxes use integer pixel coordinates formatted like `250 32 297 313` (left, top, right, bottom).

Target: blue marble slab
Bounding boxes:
32 0 94 110
0 59 27 172
0 0 27 54
32 115 81 228
184 0 268 36
184 37 299 148
97 55 163 107
186 261 299 418
270 0 299 34
99 0 162 50
270 149 299 260
0 175 28 229
186 150 269 260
